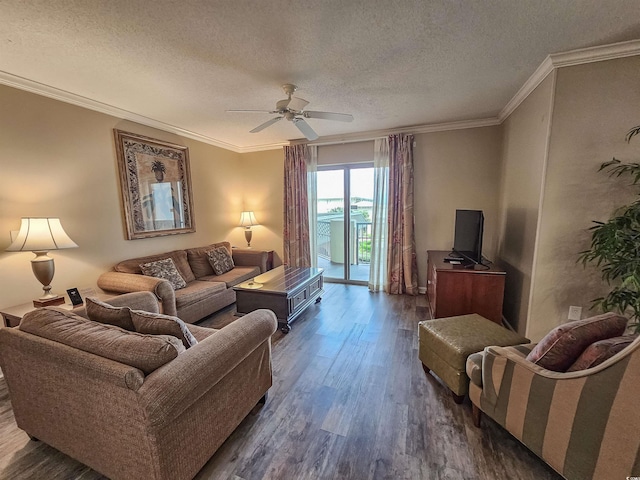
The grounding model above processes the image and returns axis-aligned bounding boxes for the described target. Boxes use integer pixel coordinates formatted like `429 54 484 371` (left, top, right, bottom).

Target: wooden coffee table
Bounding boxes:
234 266 324 333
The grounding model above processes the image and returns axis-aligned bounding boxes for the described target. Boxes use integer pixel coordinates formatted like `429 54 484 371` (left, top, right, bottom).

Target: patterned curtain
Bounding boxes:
386 134 418 295
283 144 311 267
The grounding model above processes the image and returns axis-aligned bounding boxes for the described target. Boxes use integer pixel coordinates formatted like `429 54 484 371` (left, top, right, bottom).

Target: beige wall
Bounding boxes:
495 73 555 335
232 149 285 266
0 84 252 309
528 57 640 340
414 126 503 289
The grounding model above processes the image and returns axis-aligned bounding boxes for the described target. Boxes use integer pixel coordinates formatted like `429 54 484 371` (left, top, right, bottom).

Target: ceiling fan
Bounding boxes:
227 84 354 141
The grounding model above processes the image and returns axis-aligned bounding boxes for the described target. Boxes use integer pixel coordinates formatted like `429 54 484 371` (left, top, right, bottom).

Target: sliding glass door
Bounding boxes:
316 164 374 283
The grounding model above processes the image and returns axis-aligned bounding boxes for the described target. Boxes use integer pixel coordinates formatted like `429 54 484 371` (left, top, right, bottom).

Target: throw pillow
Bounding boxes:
186 243 232 278
140 257 187 290
85 296 134 331
207 246 235 275
130 310 198 349
526 313 628 371
567 335 637 372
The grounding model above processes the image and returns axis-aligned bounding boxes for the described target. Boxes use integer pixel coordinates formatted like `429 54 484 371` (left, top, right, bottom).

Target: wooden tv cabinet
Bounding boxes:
426 250 505 324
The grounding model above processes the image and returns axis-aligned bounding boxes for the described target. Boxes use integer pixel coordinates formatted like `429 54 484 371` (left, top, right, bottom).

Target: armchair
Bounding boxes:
467 337 640 480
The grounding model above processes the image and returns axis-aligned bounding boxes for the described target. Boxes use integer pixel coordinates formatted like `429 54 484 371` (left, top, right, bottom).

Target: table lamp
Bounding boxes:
239 211 259 248
6 217 78 307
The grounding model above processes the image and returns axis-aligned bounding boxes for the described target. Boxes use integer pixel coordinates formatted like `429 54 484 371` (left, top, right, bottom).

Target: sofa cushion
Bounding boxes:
186 242 232 278
20 307 185 374
130 310 198 349
207 247 235 275
114 250 196 283
85 296 135 331
200 266 260 288
526 313 628 371
174 280 227 309
567 335 637 372
140 258 187 290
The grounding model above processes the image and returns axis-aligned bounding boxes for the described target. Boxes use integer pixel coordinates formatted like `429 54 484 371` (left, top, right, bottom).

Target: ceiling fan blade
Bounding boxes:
303 111 354 122
227 109 275 113
293 118 319 141
250 116 283 133
287 96 309 112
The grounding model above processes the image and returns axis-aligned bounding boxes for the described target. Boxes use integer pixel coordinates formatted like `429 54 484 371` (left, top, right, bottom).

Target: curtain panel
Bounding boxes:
307 145 318 267
368 137 390 292
387 134 418 295
283 144 311 267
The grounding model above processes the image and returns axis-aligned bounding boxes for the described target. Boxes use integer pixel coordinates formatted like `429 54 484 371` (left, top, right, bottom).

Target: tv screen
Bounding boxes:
453 209 484 264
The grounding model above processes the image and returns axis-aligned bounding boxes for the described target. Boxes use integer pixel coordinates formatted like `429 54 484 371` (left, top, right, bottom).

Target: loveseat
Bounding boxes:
0 292 277 480
466 315 640 480
98 242 270 323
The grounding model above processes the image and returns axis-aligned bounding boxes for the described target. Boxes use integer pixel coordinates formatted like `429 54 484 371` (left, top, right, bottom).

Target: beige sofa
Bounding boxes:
0 292 277 480
98 242 269 323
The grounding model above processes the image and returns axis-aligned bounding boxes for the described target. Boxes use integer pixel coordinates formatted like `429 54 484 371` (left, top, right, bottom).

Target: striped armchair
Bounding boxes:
467 338 640 480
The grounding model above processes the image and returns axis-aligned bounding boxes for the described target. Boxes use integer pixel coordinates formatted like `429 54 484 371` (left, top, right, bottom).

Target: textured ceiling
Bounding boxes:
1 0 640 150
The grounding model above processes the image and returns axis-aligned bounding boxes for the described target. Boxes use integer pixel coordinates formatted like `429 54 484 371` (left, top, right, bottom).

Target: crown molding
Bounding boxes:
550 38 640 67
290 117 501 146
235 141 290 153
498 57 554 122
499 39 640 122
0 70 244 153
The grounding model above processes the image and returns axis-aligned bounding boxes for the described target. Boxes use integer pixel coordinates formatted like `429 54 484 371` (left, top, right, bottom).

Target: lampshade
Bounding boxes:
7 217 78 252
239 211 259 227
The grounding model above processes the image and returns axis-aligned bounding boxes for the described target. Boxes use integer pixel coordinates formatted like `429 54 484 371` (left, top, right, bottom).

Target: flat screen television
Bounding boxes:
452 209 484 264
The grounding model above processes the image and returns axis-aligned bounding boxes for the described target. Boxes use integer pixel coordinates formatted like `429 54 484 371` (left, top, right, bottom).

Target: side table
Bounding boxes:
1 293 114 328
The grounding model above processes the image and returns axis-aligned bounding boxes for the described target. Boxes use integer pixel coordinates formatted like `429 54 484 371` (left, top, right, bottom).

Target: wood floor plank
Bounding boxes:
0 285 562 480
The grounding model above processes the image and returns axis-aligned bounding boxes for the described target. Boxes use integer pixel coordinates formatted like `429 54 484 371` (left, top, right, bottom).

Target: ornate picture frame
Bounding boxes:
113 130 196 240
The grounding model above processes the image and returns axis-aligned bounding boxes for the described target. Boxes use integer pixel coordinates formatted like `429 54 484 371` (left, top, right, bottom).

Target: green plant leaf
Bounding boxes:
626 125 640 143
581 127 640 327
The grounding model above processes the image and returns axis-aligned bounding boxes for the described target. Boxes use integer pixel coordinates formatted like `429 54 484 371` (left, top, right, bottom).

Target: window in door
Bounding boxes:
316 164 374 283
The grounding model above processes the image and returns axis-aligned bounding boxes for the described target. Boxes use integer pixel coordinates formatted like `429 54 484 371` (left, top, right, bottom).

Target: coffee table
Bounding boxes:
234 266 324 333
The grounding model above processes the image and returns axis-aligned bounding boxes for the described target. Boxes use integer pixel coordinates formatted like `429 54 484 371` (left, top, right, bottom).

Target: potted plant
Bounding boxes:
579 125 640 333
151 160 166 182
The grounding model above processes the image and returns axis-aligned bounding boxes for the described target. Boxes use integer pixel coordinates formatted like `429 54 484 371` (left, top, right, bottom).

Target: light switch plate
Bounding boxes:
568 305 582 320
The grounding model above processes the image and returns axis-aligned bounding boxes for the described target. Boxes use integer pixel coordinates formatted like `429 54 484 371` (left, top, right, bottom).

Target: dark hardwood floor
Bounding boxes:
0 284 561 480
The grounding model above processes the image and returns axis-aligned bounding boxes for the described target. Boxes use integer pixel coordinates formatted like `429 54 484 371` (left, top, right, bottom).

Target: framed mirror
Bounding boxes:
114 130 195 239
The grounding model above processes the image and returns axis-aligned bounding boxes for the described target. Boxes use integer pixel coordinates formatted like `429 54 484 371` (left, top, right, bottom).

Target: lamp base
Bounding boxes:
33 296 65 308
244 227 253 248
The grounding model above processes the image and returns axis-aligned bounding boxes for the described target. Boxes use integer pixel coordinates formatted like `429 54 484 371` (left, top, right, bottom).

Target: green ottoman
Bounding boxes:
418 314 529 404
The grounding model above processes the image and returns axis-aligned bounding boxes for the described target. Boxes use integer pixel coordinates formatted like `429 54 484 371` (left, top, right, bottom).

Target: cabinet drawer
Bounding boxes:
308 277 322 297
290 288 309 312
2 313 21 328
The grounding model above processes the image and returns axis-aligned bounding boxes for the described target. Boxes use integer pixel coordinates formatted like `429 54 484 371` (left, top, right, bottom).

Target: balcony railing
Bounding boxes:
356 222 372 264
316 220 372 264
318 220 331 259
